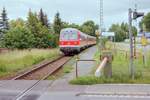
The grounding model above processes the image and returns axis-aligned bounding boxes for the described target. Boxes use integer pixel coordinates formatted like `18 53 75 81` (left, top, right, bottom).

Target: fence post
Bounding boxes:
75 55 79 78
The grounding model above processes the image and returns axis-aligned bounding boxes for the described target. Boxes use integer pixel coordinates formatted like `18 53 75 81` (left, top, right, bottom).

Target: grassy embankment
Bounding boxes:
0 49 60 78
70 42 150 85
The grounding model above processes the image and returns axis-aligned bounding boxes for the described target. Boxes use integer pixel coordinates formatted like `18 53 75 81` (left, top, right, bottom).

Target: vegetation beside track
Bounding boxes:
70 42 150 85
0 49 60 78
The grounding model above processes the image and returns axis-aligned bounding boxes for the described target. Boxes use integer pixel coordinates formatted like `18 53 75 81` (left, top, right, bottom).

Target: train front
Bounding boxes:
59 28 80 55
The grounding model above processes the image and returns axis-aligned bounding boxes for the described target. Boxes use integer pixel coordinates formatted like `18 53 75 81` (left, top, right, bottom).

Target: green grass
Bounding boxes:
63 66 73 73
70 48 150 85
70 73 148 85
0 49 60 78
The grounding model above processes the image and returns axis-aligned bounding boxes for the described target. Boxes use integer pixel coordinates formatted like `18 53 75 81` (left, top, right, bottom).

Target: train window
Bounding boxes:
60 31 78 40
70 32 78 40
60 32 69 40
60 32 78 40
65 34 69 40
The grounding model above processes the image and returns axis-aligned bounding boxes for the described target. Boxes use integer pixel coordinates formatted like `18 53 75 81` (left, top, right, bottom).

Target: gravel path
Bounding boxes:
65 46 97 80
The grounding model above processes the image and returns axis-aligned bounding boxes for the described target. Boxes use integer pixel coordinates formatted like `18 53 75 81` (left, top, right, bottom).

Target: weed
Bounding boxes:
0 49 60 77
70 47 150 85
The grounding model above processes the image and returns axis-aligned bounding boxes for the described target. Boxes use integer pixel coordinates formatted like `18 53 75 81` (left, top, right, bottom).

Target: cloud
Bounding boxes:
0 0 150 29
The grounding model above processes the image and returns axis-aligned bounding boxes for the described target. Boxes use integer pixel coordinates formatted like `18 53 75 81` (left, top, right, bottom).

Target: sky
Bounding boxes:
0 0 150 29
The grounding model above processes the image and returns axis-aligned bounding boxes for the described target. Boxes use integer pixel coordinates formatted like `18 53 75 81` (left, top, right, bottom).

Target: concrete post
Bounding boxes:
100 51 113 78
128 8 135 79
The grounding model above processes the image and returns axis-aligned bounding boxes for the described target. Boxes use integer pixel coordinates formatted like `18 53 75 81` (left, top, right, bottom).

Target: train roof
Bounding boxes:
60 28 78 32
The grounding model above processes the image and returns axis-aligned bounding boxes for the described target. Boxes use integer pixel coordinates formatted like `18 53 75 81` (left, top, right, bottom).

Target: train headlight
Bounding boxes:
75 41 79 45
74 42 77 45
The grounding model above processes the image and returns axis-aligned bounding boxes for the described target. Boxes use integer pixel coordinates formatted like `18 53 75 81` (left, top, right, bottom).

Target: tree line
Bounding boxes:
0 8 99 49
109 22 137 42
2 8 149 47
109 12 150 42
140 12 150 32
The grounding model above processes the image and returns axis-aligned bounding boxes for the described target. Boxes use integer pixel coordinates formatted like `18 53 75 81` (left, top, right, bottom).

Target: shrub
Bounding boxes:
3 27 34 49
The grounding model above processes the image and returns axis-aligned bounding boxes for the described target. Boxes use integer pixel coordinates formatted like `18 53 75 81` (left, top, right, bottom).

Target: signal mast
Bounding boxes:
99 0 103 33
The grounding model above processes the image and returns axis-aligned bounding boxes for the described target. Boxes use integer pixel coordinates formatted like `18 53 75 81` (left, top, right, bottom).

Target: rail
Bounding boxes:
12 56 71 100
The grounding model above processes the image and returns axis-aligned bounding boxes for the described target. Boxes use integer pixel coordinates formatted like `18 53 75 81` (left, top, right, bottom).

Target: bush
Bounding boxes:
3 27 34 49
48 34 59 48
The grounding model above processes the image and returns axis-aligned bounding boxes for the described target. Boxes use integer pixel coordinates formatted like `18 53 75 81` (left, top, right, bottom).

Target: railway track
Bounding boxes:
11 46 95 100
12 56 72 100
12 56 71 80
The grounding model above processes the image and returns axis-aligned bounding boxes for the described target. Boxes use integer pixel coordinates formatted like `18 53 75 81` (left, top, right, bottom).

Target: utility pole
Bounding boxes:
98 0 104 51
128 8 134 79
99 0 103 32
133 4 137 58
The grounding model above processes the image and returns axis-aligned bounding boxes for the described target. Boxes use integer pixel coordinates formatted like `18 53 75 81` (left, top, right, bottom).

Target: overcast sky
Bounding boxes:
0 0 150 29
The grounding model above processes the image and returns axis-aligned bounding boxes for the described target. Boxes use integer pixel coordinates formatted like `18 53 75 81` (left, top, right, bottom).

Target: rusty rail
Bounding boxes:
12 56 71 80
13 56 71 100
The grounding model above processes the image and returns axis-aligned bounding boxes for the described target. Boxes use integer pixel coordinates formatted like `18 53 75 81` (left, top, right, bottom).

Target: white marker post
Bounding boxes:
141 35 148 67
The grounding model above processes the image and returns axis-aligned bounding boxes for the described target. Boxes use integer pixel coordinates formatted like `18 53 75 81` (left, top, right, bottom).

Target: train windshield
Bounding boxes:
60 32 78 40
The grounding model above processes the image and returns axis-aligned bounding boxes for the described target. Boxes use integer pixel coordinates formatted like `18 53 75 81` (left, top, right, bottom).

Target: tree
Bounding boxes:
62 22 81 30
9 18 25 29
27 10 52 48
53 12 62 35
121 22 129 38
109 23 126 42
62 21 70 28
43 14 49 28
27 10 40 35
38 8 49 28
81 20 98 36
109 23 137 42
69 23 80 29
142 13 150 32
0 8 9 30
3 27 34 49
0 7 9 39
1 9 59 49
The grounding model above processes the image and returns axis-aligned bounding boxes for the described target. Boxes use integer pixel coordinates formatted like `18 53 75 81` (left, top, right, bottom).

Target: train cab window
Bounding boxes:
60 32 69 40
70 32 78 40
60 31 78 40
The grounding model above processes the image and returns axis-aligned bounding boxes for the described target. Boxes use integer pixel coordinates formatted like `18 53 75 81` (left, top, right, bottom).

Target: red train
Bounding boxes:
59 28 96 55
